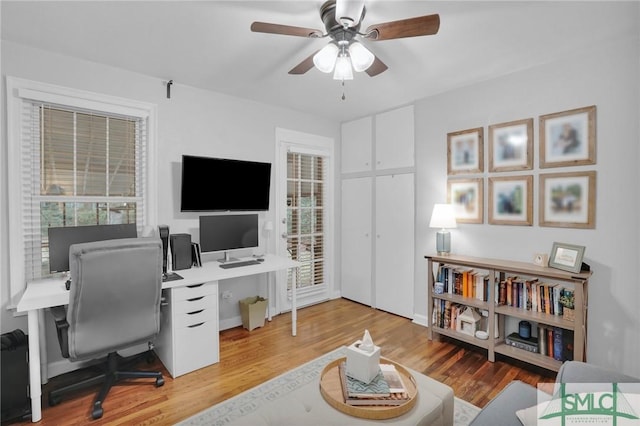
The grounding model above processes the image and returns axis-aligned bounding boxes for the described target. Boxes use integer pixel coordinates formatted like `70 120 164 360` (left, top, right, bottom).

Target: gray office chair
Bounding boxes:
48 237 165 420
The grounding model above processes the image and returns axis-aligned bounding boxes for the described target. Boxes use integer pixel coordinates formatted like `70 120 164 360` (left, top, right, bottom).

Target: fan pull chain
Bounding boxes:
341 80 346 101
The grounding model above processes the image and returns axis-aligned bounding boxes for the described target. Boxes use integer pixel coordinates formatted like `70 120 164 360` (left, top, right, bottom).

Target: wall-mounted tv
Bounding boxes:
180 155 271 212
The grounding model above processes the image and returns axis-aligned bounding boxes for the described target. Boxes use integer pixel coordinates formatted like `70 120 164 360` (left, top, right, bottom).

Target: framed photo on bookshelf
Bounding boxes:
488 175 533 226
539 171 596 228
447 127 483 175
549 242 586 273
488 118 533 172
539 105 596 168
447 178 483 224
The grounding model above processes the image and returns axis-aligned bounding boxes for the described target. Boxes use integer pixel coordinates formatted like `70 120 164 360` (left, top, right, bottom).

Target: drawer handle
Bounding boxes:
187 296 204 302
187 283 204 289
187 309 204 315
188 322 205 328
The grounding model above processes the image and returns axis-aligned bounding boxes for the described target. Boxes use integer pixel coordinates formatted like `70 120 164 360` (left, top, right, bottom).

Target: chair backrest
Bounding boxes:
66 237 163 360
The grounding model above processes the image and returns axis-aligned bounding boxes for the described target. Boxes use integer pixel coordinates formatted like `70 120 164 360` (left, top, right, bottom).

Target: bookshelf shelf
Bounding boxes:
426 254 590 372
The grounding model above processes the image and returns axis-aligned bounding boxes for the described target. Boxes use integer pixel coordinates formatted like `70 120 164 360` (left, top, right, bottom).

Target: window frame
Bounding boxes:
6 77 158 306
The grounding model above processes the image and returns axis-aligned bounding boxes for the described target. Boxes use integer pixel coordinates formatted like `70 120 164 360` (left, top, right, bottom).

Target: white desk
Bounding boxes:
16 254 300 422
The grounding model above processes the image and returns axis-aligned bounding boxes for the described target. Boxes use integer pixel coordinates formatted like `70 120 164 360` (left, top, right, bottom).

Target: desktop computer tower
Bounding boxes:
1 329 31 423
170 233 192 271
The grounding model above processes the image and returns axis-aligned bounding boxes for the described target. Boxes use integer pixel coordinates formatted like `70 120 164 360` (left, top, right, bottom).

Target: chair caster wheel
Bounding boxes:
156 377 164 387
92 406 103 419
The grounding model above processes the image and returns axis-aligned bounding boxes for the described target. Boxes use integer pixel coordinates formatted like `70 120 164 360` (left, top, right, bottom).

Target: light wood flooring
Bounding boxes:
10 298 555 425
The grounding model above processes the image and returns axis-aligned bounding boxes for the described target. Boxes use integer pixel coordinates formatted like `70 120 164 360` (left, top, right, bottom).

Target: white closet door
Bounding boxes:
375 105 414 170
341 177 372 305
375 173 414 318
341 116 372 174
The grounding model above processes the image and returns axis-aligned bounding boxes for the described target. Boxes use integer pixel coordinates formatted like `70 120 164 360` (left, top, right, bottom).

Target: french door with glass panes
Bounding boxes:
275 129 334 313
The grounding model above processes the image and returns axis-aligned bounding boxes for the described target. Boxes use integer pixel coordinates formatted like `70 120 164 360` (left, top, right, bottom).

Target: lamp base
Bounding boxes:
436 230 451 255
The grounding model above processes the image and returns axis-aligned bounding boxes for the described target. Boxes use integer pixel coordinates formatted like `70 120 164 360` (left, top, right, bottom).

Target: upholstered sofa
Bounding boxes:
470 361 639 425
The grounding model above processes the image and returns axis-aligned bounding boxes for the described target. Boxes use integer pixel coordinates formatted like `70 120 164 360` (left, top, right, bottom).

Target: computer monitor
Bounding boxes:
199 214 258 262
48 224 138 273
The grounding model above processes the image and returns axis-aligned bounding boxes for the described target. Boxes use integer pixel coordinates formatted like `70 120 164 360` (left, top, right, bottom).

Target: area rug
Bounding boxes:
176 346 480 426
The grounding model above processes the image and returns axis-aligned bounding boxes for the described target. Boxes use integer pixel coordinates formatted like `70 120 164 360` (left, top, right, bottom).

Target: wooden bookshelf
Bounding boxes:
426 254 590 372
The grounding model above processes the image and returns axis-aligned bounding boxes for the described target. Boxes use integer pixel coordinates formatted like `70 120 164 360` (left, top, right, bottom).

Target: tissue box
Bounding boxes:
345 340 381 384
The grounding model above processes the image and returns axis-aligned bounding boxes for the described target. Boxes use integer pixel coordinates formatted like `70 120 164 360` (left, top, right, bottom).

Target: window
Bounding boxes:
7 77 157 303
286 153 325 290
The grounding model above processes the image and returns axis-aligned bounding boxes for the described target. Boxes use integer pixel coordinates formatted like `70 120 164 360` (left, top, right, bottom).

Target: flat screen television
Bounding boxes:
180 155 271 212
199 214 258 262
48 223 137 273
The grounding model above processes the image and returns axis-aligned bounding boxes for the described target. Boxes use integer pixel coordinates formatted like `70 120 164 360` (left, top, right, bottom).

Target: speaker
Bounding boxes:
158 225 170 274
170 233 192 271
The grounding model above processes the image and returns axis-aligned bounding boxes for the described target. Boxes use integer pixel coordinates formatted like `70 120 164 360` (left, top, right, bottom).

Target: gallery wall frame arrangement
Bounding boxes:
488 118 533 172
447 127 484 175
539 105 596 168
539 171 596 229
488 175 533 226
447 178 484 224
548 242 586 273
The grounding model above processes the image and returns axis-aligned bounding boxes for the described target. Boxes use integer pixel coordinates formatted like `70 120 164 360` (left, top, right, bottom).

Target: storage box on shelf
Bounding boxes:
426 254 590 372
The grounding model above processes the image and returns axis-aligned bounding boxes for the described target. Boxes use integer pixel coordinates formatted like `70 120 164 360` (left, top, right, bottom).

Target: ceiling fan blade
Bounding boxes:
289 50 320 75
251 22 323 38
365 56 388 77
365 14 440 41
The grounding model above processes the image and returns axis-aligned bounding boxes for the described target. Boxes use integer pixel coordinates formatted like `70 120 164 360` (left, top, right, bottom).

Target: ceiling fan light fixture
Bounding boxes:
313 43 339 73
335 0 365 27
348 41 375 72
333 54 354 80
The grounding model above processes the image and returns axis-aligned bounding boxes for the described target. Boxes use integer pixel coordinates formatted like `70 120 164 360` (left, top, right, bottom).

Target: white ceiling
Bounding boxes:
2 1 637 122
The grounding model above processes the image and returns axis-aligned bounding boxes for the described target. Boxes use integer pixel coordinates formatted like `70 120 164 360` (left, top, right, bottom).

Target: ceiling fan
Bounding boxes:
250 0 440 80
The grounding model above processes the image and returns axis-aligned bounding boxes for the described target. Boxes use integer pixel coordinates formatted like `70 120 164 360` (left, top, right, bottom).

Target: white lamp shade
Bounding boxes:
335 0 365 27
333 55 354 80
313 43 339 73
429 204 457 229
348 42 375 72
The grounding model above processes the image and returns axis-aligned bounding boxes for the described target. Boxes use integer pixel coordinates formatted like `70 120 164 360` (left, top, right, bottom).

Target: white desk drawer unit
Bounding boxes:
155 281 219 378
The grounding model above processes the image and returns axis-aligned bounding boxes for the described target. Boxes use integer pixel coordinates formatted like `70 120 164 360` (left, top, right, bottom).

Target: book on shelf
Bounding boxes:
338 363 409 406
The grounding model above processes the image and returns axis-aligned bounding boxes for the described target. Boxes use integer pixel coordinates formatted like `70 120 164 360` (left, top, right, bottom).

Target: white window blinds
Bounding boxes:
286 152 326 290
21 103 147 280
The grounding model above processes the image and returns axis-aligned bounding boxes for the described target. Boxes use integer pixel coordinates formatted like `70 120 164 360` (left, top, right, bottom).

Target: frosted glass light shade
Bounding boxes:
313 43 339 73
348 42 375 72
333 55 354 80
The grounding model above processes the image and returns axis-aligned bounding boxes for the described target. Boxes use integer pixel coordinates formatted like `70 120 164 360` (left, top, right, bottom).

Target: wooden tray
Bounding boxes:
319 357 418 420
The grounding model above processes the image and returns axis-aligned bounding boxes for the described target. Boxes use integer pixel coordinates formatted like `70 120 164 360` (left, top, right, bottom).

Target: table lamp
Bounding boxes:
429 204 457 255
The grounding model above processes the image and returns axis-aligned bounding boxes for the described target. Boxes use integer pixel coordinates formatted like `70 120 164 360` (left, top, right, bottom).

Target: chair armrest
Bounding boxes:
556 361 639 385
50 305 70 358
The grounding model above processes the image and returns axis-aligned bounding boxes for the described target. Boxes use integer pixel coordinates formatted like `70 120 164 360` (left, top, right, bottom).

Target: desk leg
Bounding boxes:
291 267 297 337
27 310 42 422
266 271 272 322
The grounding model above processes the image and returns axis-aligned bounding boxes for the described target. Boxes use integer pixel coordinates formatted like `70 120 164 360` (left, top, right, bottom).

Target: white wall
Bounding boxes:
0 40 339 368
415 35 640 377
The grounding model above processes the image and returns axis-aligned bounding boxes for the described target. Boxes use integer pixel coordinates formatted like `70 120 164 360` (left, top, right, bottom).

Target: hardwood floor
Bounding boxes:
12 298 555 425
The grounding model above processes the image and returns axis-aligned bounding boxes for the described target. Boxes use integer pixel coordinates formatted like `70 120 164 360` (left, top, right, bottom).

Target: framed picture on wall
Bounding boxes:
539 171 596 228
447 127 484 175
488 176 533 226
539 105 596 168
488 118 533 172
447 178 484 224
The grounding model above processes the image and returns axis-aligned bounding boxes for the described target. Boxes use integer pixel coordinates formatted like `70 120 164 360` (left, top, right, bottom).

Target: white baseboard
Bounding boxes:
412 313 428 327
